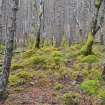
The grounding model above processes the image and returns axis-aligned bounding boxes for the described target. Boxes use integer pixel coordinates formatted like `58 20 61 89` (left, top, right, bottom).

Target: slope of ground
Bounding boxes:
0 44 105 105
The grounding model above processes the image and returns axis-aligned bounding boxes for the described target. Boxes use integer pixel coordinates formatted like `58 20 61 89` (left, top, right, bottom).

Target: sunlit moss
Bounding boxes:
80 79 105 100
80 80 100 95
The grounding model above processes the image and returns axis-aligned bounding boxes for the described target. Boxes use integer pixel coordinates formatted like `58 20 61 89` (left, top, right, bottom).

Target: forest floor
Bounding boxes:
0 43 105 105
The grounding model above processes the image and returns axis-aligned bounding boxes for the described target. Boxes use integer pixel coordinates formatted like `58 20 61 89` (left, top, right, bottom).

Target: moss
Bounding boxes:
70 63 82 80
22 46 78 69
80 79 105 100
71 71 80 80
78 55 99 63
24 55 46 66
97 88 105 99
70 62 102 81
80 32 94 55
17 71 34 79
59 66 68 79
9 75 23 87
52 65 69 80
95 0 101 9
42 50 69 65
70 44 81 50
41 47 58 53
51 51 63 57
11 64 24 70
63 92 81 105
93 44 104 57
80 80 100 95
50 51 68 64
9 70 35 87
23 50 35 58
0 43 5 53
88 68 102 80
54 83 64 91
34 71 47 79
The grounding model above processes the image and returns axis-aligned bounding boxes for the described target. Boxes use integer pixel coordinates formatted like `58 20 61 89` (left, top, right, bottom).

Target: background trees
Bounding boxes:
0 0 105 48
0 0 105 104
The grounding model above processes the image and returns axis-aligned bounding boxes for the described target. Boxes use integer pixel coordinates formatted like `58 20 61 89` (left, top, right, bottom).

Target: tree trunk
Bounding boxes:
35 0 44 48
0 0 18 95
80 32 94 55
100 34 104 45
80 0 103 56
35 26 41 48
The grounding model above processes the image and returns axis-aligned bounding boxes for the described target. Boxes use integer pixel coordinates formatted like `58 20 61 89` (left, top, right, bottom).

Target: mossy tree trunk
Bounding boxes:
80 0 103 56
35 22 41 48
0 0 18 95
80 32 94 55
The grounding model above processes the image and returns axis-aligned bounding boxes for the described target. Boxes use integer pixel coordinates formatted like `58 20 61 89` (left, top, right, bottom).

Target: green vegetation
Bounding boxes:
80 79 105 101
54 82 64 91
63 92 81 105
80 32 94 55
80 80 100 95
9 70 35 87
11 64 24 70
4 43 105 104
77 55 99 63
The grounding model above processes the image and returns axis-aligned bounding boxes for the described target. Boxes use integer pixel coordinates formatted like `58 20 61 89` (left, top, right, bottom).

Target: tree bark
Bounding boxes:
35 0 44 48
0 0 18 95
80 0 103 55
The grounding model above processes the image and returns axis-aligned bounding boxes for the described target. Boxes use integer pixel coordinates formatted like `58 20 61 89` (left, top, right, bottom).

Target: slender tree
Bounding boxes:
0 0 18 95
35 0 44 48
